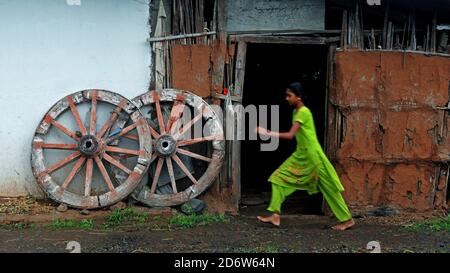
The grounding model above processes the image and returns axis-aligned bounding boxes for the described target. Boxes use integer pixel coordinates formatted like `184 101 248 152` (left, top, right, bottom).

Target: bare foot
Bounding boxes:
257 214 281 227
331 218 355 231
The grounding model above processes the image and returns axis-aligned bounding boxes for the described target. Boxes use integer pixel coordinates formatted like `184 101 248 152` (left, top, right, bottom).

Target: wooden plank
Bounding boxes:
212 92 242 102
382 0 390 48
401 21 407 49
387 22 393 50
230 102 242 210
341 10 348 49
216 0 226 40
370 28 376 49
234 41 247 97
354 3 361 49
324 45 336 154
431 11 437 53
409 9 416 50
348 12 353 47
211 40 227 96
173 0 180 35
231 35 340 45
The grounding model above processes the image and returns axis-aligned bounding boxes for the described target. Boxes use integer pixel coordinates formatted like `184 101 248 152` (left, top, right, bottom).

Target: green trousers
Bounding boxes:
267 183 352 222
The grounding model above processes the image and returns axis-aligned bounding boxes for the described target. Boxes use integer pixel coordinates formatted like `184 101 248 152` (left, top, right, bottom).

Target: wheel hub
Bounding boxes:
155 134 177 157
78 135 100 157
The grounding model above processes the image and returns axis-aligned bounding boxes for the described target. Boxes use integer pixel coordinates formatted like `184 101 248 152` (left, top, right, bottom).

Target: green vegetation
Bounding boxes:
406 215 450 233
45 219 94 230
168 213 230 229
102 207 148 229
78 219 94 230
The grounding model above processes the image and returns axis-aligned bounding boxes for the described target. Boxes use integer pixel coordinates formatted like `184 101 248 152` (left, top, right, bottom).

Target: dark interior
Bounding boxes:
240 43 329 215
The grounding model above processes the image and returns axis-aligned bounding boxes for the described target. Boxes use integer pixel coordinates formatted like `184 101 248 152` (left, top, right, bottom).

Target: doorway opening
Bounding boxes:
241 43 329 215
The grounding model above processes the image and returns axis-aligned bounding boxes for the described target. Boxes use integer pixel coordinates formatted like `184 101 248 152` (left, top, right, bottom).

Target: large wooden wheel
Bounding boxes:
130 89 225 207
31 90 152 209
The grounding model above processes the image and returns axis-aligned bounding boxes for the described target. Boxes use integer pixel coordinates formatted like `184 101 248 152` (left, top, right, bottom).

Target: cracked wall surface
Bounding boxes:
330 51 450 211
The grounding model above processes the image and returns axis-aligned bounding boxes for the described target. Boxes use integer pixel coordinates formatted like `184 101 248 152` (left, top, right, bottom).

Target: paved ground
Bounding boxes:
0 197 449 253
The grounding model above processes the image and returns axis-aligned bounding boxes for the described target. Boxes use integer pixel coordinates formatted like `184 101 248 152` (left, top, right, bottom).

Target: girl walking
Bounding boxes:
256 82 355 230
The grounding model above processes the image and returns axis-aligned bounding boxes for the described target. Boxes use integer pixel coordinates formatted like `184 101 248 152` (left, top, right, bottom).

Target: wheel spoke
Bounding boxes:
34 142 78 150
105 146 145 156
94 155 117 195
173 110 203 140
149 126 161 139
39 151 81 177
97 99 127 139
167 95 186 133
153 92 166 135
90 90 98 135
177 148 212 162
150 153 158 164
84 158 93 196
118 123 138 137
172 154 198 185
122 133 139 141
105 122 140 143
165 157 178 194
45 115 79 141
103 153 132 175
67 95 87 135
60 157 86 191
150 158 164 194
177 135 222 147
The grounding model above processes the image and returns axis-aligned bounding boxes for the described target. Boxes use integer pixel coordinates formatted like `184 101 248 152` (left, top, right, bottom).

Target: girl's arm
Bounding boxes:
256 122 300 140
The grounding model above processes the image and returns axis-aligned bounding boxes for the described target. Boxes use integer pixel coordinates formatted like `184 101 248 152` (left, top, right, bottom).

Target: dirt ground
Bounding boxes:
0 197 449 253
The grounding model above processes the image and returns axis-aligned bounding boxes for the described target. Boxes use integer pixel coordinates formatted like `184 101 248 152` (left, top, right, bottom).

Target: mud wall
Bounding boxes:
329 51 450 211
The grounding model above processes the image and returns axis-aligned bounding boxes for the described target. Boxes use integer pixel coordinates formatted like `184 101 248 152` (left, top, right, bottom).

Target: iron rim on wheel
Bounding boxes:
130 89 225 207
31 90 152 209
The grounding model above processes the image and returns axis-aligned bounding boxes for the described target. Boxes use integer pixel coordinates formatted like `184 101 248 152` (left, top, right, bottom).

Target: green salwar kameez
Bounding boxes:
267 106 352 222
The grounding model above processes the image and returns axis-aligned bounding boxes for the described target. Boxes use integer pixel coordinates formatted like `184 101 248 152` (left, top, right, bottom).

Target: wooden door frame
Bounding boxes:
229 34 339 211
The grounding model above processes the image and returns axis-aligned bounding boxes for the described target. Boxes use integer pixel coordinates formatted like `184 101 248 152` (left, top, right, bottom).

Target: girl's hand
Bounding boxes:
256 126 269 136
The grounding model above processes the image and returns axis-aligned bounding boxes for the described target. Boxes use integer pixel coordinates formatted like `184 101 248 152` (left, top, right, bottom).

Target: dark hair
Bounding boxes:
287 82 307 101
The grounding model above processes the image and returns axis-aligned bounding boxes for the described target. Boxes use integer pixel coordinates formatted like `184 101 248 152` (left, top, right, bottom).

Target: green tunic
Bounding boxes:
268 106 345 195
267 106 352 221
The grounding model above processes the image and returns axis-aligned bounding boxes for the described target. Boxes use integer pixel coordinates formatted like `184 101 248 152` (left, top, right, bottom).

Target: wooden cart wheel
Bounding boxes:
31 90 152 209
130 89 225 207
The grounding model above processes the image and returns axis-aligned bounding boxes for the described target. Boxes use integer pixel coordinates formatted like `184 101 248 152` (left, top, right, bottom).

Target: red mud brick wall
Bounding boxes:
331 51 450 211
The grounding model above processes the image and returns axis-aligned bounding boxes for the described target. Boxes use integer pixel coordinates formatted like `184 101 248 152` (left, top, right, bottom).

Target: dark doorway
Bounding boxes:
240 43 328 215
